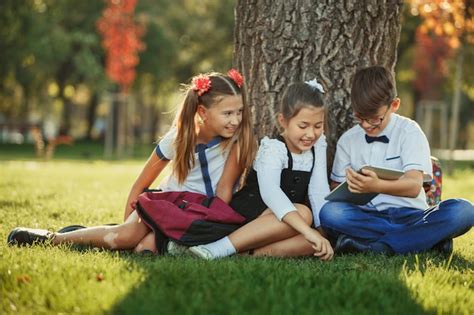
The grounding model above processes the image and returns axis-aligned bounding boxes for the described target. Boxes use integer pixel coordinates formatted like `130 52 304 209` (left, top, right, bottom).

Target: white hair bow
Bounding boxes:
305 78 325 94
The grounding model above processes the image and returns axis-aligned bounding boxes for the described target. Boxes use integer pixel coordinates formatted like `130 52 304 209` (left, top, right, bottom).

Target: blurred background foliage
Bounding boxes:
0 0 473 158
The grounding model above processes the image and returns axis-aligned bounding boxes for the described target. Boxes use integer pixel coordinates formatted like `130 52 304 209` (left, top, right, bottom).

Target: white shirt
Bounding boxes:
155 128 232 196
254 135 330 226
331 114 432 211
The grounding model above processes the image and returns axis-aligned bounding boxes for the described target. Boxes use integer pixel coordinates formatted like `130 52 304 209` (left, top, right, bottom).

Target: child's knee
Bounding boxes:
133 233 157 253
110 224 144 249
295 204 313 225
319 202 347 227
449 199 474 226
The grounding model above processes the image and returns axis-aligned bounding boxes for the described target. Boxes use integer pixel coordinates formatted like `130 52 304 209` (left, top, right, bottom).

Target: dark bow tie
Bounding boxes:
365 134 389 144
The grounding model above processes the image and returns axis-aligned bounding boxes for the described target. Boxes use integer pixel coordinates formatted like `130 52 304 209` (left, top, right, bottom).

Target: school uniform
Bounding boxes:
319 114 474 253
231 135 329 226
136 128 245 251
155 128 231 196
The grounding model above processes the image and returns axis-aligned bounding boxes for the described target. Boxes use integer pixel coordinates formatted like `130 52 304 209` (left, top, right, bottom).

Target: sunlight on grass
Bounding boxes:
1 246 148 314
401 253 474 315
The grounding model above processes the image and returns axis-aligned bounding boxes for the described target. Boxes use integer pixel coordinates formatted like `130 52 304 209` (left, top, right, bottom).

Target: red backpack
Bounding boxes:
136 191 246 253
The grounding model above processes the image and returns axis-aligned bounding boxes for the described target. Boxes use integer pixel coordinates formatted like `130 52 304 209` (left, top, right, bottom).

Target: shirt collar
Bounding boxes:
195 136 222 152
381 113 397 137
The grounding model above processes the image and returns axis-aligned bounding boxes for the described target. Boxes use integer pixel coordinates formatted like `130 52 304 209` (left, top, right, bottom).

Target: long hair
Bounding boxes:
173 72 256 184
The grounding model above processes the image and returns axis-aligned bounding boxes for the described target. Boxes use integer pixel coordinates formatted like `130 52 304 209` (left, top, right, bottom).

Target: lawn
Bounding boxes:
0 152 473 314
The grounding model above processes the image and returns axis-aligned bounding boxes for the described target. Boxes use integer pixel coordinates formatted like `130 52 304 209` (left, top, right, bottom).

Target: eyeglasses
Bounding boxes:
353 105 391 127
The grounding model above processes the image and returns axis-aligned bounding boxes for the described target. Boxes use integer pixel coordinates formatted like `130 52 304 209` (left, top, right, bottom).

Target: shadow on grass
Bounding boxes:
92 250 473 315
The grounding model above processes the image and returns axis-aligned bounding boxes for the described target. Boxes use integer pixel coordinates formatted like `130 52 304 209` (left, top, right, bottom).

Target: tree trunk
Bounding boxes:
86 92 99 140
234 0 403 168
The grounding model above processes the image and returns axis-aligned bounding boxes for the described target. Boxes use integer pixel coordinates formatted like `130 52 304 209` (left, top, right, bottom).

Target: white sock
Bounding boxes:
200 236 236 258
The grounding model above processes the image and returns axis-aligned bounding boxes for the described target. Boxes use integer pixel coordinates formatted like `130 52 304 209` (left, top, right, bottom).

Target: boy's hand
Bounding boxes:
346 168 380 193
304 230 334 261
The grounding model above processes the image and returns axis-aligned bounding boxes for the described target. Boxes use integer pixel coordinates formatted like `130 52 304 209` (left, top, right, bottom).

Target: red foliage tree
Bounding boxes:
413 30 453 100
97 0 145 93
410 0 473 99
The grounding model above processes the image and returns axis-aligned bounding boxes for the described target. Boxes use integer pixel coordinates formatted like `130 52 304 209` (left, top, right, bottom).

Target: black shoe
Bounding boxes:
57 225 87 233
431 238 453 255
7 227 55 246
335 234 372 254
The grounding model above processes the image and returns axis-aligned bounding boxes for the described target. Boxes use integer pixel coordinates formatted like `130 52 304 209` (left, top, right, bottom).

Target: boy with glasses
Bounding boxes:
319 66 473 255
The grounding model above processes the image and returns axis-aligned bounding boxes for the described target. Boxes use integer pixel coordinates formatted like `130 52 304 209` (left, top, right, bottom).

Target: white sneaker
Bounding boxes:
189 245 217 260
166 240 189 256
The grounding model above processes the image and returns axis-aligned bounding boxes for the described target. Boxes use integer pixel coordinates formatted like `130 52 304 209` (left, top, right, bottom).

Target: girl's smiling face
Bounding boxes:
198 94 243 140
279 106 325 154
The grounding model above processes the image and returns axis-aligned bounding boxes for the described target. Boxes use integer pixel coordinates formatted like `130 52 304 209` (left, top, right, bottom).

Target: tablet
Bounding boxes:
324 181 378 205
324 165 405 205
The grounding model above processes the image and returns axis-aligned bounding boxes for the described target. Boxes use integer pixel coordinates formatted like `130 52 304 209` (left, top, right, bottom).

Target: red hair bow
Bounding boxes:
192 74 212 96
227 69 244 88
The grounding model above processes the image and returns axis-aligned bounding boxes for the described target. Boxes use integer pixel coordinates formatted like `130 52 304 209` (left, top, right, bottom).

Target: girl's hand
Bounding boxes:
129 199 138 210
304 229 334 261
346 168 380 194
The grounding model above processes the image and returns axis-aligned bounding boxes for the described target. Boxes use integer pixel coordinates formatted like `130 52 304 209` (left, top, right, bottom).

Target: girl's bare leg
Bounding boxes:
252 234 314 257
52 211 150 250
133 232 157 253
228 203 312 252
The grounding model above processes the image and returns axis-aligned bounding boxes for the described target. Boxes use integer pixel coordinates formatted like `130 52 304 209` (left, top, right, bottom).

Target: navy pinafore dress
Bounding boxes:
230 136 315 222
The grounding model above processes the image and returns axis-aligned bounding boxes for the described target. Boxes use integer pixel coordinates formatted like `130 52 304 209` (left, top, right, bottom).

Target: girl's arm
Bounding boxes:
307 135 330 227
282 212 333 260
215 143 242 203
124 151 169 220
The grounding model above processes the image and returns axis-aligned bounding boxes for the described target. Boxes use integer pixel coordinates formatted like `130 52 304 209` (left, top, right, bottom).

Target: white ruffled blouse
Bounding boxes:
253 135 330 226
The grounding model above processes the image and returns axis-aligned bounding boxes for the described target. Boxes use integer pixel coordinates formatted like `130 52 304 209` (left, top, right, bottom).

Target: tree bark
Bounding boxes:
234 0 403 168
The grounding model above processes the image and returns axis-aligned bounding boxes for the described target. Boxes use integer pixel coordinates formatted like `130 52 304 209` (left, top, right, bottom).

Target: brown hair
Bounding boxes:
351 66 397 117
173 72 256 184
280 82 325 120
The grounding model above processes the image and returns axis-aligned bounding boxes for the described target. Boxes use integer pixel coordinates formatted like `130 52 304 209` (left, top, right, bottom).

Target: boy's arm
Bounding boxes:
346 168 423 198
215 143 242 204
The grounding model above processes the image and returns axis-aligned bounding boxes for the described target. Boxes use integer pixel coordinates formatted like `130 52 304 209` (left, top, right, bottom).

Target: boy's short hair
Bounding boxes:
351 66 397 117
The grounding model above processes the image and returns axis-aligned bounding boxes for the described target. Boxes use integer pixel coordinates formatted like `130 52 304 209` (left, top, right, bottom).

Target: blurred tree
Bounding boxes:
0 0 237 145
0 0 108 136
97 0 145 94
131 0 236 141
97 0 145 157
409 0 474 171
234 0 403 167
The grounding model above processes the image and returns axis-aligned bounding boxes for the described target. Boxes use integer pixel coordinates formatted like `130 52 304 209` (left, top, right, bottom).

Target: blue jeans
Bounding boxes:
319 198 474 254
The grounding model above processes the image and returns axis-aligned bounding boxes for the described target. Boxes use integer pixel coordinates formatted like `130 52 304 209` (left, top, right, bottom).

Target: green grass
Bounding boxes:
0 141 155 161
0 157 473 314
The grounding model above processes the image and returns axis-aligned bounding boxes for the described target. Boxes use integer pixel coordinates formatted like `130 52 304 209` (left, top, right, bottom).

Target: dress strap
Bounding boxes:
276 135 293 170
309 145 315 174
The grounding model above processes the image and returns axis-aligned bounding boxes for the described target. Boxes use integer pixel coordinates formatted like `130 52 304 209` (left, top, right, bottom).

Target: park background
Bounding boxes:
1 0 473 314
